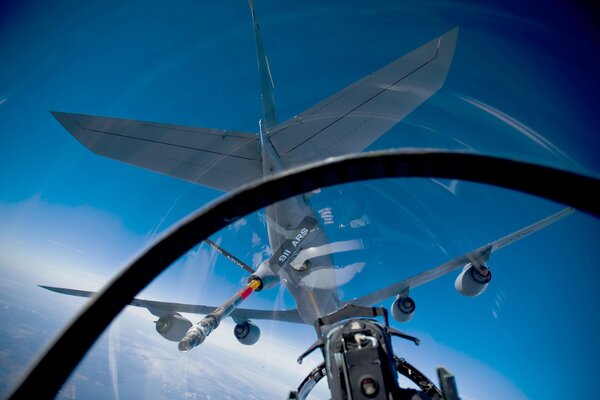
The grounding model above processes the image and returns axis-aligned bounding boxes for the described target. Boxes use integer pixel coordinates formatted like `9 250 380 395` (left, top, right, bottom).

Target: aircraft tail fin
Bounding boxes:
249 0 277 130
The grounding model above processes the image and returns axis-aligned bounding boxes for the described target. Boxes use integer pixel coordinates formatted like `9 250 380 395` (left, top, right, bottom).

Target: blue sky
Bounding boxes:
1 1 599 398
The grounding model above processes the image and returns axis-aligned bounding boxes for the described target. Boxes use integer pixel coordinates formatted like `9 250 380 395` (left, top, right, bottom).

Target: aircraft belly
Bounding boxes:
281 273 341 324
265 197 341 324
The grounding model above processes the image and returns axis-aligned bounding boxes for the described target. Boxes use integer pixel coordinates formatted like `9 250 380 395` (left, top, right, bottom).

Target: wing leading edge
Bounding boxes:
52 112 262 192
349 207 574 307
39 285 304 324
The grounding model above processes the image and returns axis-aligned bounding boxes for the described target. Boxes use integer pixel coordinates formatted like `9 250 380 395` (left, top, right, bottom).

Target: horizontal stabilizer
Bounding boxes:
268 27 459 168
52 112 262 192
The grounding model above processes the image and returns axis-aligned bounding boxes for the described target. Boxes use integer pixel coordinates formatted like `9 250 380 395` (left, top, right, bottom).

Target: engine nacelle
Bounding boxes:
155 313 193 342
455 263 492 297
391 295 416 323
233 320 261 345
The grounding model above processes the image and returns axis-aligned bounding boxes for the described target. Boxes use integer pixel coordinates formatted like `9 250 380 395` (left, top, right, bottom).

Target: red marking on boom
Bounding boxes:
240 286 254 300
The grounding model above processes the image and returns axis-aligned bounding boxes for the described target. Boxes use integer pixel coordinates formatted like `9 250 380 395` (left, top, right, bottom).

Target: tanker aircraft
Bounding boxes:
43 1 573 354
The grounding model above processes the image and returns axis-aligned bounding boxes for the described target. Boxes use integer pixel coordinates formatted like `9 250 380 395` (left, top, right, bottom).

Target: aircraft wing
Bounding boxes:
268 27 459 168
39 285 304 324
349 207 574 306
51 112 261 192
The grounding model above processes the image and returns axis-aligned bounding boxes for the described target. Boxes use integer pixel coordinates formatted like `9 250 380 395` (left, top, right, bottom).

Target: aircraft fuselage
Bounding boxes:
259 129 341 324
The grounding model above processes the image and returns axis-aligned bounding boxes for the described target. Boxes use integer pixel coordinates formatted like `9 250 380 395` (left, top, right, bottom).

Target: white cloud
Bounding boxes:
0 195 143 288
298 262 366 289
251 232 262 246
0 194 529 399
231 218 248 232
252 251 263 268
91 310 328 399
72 308 528 400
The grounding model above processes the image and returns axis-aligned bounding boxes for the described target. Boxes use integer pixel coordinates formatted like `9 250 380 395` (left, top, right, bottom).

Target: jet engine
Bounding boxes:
455 263 492 297
154 313 193 342
391 295 416 323
233 320 261 345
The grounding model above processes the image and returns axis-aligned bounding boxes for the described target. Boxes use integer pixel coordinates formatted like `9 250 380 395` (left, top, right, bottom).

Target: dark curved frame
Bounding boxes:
9 150 600 399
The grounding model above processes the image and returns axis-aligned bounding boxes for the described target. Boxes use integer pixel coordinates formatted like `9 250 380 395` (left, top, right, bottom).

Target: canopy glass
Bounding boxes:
0 0 598 398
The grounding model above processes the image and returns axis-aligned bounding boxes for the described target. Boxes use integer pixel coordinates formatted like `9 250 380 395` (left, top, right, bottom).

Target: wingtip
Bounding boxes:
50 111 70 124
38 285 68 295
440 25 460 43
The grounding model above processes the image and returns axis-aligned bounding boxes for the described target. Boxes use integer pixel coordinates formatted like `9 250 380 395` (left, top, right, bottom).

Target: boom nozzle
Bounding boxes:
178 317 216 353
